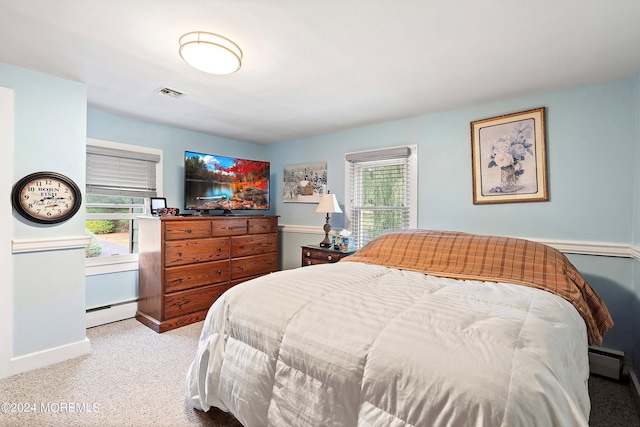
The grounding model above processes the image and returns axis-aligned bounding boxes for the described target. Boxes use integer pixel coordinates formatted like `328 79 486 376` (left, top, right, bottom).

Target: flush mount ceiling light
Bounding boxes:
179 31 242 75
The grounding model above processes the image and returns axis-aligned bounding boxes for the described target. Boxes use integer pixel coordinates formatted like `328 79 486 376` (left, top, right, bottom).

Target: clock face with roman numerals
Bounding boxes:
11 172 82 224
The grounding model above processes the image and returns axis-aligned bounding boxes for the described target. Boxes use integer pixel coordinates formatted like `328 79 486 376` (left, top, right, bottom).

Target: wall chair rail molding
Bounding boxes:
279 224 326 235
525 238 634 259
11 235 91 254
628 245 640 261
280 225 640 260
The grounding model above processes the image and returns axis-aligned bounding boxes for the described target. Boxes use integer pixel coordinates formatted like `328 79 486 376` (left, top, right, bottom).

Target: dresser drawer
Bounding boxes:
248 217 278 234
303 249 345 263
231 252 278 280
164 260 230 293
163 220 211 240
231 234 277 257
303 258 334 266
301 245 355 266
165 237 230 267
212 218 247 236
164 283 230 319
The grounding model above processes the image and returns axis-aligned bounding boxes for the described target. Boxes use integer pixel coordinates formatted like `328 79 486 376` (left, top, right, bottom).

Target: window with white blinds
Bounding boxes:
85 139 163 272
86 145 161 197
345 145 417 249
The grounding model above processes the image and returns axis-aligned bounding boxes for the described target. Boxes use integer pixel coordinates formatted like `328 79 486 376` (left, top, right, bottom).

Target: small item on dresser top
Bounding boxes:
150 196 167 215
335 229 354 251
158 207 180 216
329 230 339 249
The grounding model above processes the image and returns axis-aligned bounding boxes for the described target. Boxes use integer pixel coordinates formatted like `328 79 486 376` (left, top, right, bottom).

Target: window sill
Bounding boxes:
86 254 138 276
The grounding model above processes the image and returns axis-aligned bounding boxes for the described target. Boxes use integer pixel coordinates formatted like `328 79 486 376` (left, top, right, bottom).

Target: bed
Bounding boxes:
186 229 613 426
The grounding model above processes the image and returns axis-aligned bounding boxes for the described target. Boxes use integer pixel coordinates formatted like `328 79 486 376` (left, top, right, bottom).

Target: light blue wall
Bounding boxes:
266 78 638 356
268 79 635 241
87 109 269 212
86 271 138 311
569 254 634 354
85 109 270 308
1 63 87 356
633 71 640 370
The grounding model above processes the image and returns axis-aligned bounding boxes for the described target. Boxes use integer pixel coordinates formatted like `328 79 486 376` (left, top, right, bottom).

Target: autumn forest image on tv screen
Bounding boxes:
184 151 270 212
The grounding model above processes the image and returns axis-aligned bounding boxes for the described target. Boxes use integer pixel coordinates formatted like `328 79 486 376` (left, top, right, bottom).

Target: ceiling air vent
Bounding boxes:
155 86 185 99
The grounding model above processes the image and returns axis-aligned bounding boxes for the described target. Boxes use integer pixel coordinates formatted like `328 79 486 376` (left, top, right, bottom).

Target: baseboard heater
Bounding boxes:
86 300 138 328
588 346 624 380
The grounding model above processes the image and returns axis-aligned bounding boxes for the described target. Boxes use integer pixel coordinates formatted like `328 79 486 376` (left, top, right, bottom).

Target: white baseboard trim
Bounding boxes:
86 301 137 328
3 338 91 379
279 224 640 260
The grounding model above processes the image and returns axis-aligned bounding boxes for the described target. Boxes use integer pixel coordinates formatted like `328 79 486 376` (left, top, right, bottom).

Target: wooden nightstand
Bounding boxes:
301 245 356 267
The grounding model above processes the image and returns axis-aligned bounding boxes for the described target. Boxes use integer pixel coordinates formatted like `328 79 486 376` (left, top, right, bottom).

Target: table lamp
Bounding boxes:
315 191 342 247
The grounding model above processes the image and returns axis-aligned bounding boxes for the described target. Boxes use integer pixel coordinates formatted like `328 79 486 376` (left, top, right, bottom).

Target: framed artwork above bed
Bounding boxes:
471 107 549 204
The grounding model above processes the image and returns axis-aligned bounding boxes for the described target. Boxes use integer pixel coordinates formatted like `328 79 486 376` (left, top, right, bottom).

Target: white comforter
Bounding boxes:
186 262 590 427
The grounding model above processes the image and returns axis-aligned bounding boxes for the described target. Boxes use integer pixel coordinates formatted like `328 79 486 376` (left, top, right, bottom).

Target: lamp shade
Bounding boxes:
179 31 242 75
315 193 342 214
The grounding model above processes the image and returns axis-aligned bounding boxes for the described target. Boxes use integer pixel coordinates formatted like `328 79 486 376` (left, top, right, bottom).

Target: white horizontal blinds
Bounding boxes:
86 146 161 197
347 146 412 248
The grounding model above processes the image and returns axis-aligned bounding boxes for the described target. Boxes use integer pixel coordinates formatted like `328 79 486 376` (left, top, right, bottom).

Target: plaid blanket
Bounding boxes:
342 229 613 345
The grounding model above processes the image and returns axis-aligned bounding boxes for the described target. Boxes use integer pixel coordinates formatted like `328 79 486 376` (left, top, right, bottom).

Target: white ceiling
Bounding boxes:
1 1 639 145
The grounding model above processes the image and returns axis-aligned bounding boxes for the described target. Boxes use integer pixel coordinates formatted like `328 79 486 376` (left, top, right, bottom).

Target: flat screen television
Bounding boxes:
184 151 270 214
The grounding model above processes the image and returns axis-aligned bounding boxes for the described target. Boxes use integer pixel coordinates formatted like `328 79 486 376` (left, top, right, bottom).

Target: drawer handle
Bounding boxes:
217 247 222 252
327 255 332 261
177 302 183 308
240 244 244 249
306 252 311 257
178 252 183 257
307 260 311 265
267 260 272 265
187 228 192 233
217 270 222 275
178 277 183 282
239 266 245 270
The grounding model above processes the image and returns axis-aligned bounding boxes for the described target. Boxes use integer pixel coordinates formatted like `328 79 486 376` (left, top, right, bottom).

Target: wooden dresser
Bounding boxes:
136 215 279 332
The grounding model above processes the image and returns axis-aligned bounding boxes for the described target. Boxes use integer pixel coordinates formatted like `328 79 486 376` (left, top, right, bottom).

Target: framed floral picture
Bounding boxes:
471 107 548 204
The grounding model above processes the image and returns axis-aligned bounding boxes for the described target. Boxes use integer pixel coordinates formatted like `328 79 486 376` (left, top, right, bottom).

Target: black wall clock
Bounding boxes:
11 171 82 224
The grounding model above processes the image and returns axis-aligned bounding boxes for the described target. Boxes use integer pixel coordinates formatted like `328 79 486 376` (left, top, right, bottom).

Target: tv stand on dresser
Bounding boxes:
136 215 279 332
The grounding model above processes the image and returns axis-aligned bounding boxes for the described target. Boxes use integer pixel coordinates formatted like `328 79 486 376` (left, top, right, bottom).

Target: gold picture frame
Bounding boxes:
471 107 548 204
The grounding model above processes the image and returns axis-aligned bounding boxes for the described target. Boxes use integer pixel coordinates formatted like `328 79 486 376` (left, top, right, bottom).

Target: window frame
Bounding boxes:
344 144 417 249
85 138 163 276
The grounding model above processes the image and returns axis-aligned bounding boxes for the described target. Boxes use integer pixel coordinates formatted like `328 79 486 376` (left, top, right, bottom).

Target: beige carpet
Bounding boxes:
1 317 638 426
0 318 241 427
